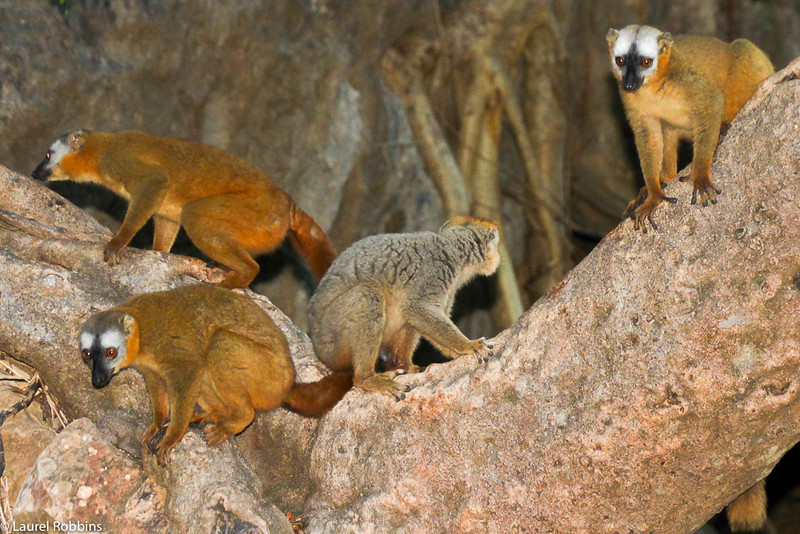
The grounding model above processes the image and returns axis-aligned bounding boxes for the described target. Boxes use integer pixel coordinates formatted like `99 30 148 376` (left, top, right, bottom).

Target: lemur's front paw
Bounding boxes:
622 186 649 218
628 194 676 233
471 337 495 364
139 426 161 454
691 176 721 207
103 240 124 264
154 441 173 466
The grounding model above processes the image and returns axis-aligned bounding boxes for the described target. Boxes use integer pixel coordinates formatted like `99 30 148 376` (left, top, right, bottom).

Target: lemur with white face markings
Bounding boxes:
606 25 773 231
80 285 352 465
32 130 336 287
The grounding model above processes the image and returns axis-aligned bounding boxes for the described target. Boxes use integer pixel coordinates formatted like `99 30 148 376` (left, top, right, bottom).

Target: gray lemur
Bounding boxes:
308 216 501 399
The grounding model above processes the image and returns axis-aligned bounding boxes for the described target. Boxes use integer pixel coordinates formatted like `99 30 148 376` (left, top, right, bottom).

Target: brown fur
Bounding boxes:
36 130 336 287
727 479 767 532
308 217 500 399
607 26 774 230
82 285 350 465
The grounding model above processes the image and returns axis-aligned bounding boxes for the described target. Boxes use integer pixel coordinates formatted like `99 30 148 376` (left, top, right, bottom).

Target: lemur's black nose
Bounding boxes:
623 76 642 92
32 161 51 181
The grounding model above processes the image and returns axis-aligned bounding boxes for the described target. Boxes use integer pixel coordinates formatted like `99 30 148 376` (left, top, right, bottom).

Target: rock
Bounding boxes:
160 430 293 534
15 418 293 533
302 60 800 534
14 418 151 531
0 382 56 503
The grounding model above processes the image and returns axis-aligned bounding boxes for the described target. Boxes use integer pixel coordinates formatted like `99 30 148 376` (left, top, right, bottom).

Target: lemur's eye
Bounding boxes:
106 348 117 359
615 56 626 66
641 58 653 67
81 349 91 360
45 151 51 161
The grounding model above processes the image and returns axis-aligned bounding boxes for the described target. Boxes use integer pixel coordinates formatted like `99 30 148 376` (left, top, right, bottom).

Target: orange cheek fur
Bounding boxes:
59 153 98 180
118 325 140 370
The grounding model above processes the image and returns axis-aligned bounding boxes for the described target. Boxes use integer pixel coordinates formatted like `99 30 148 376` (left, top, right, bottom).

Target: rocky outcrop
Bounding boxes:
14 418 293 533
0 382 56 504
302 60 800 533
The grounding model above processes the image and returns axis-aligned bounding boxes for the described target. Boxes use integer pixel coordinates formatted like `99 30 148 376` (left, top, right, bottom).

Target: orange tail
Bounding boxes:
282 370 353 418
287 204 337 282
726 479 767 532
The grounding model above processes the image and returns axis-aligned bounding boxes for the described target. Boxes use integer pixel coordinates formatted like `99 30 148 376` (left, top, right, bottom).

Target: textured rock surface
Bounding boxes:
14 418 293 533
159 430 294 534
303 62 800 533
0 384 56 503
14 418 156 531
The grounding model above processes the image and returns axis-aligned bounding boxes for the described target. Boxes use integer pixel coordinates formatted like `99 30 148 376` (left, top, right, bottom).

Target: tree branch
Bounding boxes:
381 48 471 216
303 58 800 533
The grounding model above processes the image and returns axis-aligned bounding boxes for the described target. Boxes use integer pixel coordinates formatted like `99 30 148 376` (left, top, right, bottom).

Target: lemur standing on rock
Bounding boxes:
607 25 773 231
80 285 352 465
308 216 500 400
33 129 337 287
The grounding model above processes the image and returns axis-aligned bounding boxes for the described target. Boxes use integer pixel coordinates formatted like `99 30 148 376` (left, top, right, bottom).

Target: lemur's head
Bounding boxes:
606 25 673 92
441 216 501 277
32 129 88 182
79 310 139 388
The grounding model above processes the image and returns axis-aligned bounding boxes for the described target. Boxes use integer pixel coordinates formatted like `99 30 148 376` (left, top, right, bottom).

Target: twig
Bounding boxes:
0 378 42 478
0 478 11 526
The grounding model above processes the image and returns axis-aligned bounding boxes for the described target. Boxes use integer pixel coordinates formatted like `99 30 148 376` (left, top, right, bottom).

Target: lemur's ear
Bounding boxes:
657 32 673 54
67 129 87 151
120 313 137 336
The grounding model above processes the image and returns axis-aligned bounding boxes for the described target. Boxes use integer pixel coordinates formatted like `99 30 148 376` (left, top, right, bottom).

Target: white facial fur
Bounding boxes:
637 27 661 58
612 25 661 74
481 232 501 275
612 27 637 58
80 327 127 367
79 332 94 350
100 330 125 350
48 139 71 166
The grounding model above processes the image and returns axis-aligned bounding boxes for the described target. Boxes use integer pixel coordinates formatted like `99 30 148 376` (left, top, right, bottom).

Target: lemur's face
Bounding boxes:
607 25 669 92
32 130 85 182
79 311 136 388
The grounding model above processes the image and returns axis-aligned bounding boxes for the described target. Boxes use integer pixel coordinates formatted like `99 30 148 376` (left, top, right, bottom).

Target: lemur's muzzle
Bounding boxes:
622 70 643 92
31 160 52 181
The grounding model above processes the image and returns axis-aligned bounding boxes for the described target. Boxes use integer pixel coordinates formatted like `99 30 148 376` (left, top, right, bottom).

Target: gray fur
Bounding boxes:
308 220 499 395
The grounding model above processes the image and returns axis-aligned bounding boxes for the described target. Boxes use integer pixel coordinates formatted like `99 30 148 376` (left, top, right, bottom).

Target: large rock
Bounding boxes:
302 61 800 533
14 418 160 532
0 382 56 503
14 418 293 533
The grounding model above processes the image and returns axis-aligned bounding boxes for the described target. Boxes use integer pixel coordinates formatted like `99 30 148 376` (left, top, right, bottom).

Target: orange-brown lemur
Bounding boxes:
79 285 352 465
308 216 500 399
726 479 769 533
33 130 337 287
606 25 774 231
